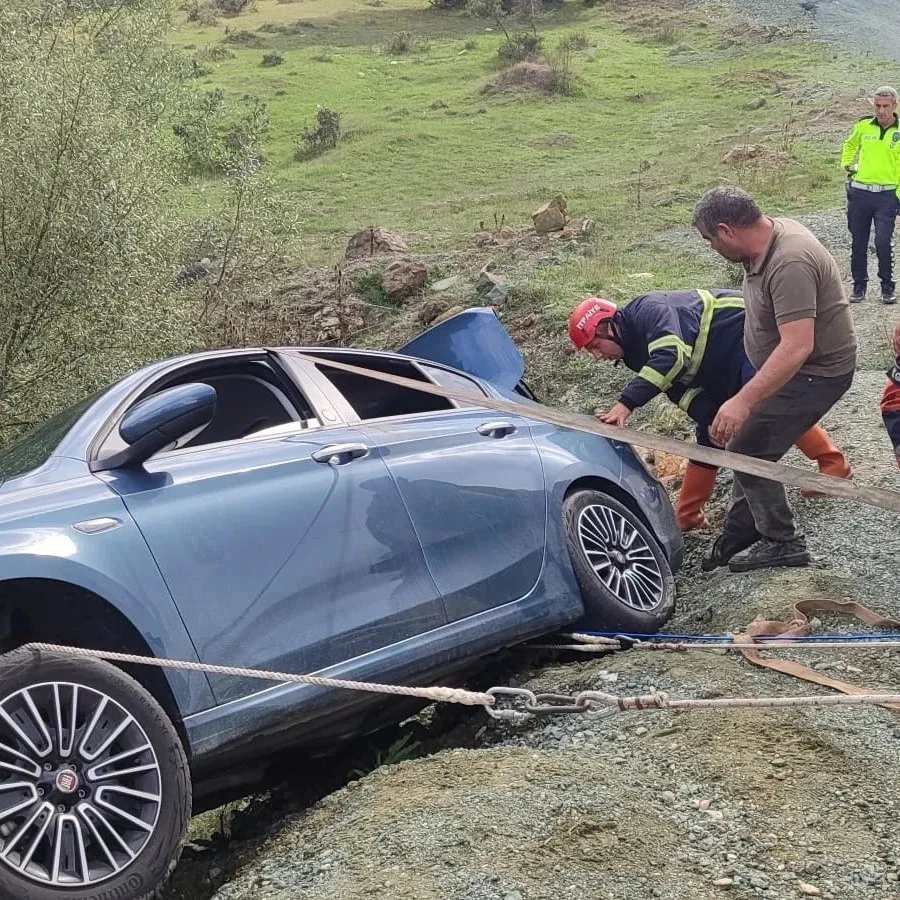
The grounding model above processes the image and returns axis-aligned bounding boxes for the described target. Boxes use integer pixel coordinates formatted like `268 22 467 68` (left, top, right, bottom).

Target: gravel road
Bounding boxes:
700 0 900 62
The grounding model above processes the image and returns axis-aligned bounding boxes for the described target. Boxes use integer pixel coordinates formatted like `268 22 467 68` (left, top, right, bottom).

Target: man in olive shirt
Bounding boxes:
691 186 858 572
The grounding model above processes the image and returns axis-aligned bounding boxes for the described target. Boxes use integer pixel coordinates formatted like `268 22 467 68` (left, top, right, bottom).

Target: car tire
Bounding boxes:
0 648 190 900
563 489 675 633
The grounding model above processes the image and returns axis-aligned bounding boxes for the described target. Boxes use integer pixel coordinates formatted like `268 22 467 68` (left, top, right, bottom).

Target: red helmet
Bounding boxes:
568 297 618 350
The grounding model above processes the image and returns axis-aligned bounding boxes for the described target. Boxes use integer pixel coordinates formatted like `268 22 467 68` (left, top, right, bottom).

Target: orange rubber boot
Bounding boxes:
675 463 719 532
794 425 852 498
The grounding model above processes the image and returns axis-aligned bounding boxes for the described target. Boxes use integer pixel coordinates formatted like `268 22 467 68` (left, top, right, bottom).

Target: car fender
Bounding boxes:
527 422 682 570
0 516 216 717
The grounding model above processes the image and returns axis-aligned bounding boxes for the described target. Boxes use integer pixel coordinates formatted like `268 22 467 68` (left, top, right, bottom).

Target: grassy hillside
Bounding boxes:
172 0 899 410
175 0 883 255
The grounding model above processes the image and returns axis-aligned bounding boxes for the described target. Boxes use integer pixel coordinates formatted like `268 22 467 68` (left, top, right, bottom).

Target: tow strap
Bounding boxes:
734 598 900 711
293 352 900 515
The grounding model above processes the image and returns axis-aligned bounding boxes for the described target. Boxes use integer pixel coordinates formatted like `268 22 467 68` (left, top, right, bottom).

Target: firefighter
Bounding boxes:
568 291 852 531
881 324 900 463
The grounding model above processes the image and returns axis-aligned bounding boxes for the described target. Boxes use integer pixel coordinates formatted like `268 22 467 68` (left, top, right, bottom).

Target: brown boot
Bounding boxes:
794 425 852 498
675 463 719 531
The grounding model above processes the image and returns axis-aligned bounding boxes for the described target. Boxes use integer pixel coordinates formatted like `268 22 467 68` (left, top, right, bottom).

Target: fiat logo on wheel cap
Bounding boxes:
55 770 78 794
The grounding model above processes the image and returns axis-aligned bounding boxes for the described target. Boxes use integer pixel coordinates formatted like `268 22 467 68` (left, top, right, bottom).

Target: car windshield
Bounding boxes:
0 392 101 482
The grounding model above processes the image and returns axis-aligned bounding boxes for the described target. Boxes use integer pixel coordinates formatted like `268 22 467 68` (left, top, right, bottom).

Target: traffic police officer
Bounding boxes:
568 291 851 532
841 85 900 304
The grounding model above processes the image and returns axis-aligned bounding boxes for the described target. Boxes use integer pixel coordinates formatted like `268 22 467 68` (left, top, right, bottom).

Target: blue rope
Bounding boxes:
578 630 900 643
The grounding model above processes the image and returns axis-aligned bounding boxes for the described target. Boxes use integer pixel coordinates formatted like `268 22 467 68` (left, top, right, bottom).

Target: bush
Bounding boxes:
186 1 220 25
173 91 270 176
0 0 195 437
296 106 342 161
559 30 591 51
389 31 416 54
261 50 284 66
497 31 543 63
211 0 254 14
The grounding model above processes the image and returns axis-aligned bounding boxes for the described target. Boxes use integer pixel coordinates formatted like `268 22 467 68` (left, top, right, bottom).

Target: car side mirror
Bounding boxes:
95 383 217 471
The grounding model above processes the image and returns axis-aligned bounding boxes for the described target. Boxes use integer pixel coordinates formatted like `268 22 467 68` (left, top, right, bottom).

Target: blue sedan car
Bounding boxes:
0 308 681 900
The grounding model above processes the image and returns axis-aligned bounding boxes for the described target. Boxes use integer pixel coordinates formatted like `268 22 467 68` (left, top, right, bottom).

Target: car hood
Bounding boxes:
397 307 525 390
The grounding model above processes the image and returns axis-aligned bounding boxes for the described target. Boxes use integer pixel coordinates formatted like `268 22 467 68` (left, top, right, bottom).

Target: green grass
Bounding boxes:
173 0 899 303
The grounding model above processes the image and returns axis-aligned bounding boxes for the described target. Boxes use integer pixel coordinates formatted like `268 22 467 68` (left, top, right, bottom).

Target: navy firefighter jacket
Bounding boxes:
614 288 746 414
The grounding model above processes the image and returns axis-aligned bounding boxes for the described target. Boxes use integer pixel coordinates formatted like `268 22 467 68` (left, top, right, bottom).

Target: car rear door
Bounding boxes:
99 355 446 704
301 353 547 622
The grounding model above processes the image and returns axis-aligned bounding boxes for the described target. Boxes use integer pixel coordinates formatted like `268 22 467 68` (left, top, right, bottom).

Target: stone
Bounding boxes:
560 217 595 240
744 97 767 110
629 272 654 280
345 227 408 260
432 304 465 326
418 300 450 326
713 877 734 888
799 884 822 897
723 144 763 165
430 275 463 292
475 267 509 303
175 257 217 287
532 194 568 233
382 260 427 302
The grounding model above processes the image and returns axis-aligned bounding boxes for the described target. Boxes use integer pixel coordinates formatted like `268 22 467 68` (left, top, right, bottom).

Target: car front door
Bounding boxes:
303 353 547 621
97 354 446 704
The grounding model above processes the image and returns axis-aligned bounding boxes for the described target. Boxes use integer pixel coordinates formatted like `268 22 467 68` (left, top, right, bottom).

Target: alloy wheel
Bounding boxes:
577 503 665 611
0 681 162 887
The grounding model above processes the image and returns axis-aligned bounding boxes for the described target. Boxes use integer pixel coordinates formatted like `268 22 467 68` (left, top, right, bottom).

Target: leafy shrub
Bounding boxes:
186 1 220 26
173 90 270 175
497 31 543 63
463 38 478 50
559 30 590 51
295 106 342 161
389 31 416 53
261 50 284 66
350 271 392 307
196 43 237 62
0 0 195 437
211 0 254 14
222 28 264 46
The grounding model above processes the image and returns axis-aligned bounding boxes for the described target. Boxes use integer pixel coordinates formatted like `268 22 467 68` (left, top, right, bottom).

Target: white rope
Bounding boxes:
577 689 900 712
21 643 495 708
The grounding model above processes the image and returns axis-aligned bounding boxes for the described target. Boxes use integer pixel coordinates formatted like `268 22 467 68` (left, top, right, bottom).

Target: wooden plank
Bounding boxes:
294 352 900 516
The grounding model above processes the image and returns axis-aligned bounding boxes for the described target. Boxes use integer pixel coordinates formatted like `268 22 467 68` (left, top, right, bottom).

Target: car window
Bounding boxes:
100 359 319 461
0 390 103 482
314 355 454 421
420 364 487 399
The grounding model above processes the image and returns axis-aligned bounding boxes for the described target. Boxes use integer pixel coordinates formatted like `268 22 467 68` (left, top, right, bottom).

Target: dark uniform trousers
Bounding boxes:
723 371 854 543
847 186 899 295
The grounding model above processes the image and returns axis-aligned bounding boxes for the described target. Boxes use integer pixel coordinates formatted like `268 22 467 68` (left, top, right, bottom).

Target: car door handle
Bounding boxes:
477 421 517 439
312 443 370 465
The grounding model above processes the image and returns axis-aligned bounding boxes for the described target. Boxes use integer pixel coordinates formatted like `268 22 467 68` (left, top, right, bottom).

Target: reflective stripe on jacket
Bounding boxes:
615 289 745 412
